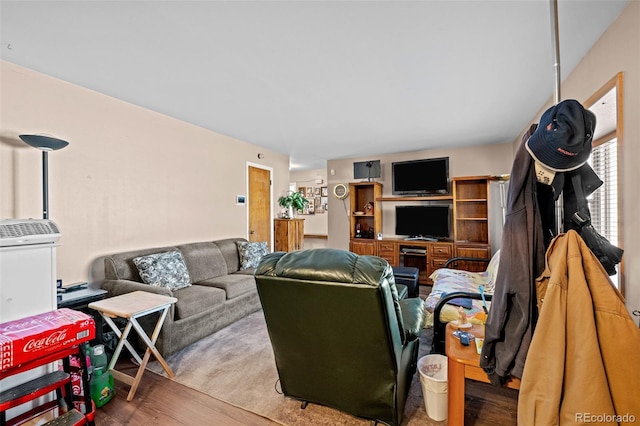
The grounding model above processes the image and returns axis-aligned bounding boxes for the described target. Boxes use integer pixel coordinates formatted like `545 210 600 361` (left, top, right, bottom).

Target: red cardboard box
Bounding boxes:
0 308 95 372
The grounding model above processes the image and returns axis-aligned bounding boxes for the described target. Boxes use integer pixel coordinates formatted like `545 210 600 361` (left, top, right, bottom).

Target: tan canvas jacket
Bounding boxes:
518 230 640 425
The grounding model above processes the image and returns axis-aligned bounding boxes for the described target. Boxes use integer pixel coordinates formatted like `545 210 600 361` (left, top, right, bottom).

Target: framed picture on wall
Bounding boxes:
306 198 315 215
321 186 328 197
306 187 313 198
315 187 321 196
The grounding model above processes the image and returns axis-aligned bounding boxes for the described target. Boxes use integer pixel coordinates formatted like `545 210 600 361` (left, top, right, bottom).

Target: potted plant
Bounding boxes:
278 191 308 218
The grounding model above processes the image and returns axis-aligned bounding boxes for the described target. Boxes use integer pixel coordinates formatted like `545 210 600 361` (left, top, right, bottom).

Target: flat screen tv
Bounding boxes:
353 160 381 180
392 157 449 195
395 205 450 239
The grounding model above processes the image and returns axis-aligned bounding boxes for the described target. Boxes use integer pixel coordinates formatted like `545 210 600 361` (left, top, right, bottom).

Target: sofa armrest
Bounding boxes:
101 279 174 298
399 298 426 342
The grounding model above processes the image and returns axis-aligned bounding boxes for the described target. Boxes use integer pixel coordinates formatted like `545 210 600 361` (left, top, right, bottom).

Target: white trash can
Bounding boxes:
417 354 448 421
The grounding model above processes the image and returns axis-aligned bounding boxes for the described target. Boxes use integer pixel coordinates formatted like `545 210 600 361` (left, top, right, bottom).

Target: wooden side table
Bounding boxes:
88 291 177 401
445 323 520 425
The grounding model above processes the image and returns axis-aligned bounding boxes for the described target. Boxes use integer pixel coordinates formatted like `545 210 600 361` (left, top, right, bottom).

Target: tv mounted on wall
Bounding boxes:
395 205 450 240
392 157 449 195
353 160 381 181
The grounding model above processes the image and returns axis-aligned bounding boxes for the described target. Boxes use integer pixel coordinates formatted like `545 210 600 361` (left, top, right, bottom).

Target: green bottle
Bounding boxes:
90 367 115 407
89 344 115 407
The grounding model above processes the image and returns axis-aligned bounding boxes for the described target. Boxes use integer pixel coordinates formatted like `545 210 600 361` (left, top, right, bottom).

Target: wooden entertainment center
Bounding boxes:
348 176 491 284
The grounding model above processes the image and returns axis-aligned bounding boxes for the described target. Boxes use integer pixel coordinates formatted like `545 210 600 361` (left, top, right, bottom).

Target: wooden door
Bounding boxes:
248 166 271 246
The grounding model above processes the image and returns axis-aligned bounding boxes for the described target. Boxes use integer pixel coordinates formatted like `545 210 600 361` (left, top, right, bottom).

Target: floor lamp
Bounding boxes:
490 174 510 226
19 135 69 219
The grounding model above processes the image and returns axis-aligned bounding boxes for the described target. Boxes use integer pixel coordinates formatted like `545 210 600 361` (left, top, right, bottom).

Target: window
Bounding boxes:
585 73 623 289
588 139 618 246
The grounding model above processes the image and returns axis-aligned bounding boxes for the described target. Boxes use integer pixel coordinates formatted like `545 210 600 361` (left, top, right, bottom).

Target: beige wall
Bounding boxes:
515 2 639 312
326 142 513 251
0 61 290 285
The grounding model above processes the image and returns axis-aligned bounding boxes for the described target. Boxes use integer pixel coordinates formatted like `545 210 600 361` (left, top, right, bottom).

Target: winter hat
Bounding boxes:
526 99 596 174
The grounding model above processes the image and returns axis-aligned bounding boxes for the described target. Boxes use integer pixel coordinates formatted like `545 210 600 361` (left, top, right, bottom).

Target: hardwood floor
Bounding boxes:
94 361 278 426
93 362 517 425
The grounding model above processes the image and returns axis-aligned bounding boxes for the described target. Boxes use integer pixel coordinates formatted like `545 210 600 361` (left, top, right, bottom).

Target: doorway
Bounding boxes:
247 164 273 248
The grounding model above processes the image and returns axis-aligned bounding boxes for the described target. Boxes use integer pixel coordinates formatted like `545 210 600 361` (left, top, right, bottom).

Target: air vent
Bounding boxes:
0 219 61 247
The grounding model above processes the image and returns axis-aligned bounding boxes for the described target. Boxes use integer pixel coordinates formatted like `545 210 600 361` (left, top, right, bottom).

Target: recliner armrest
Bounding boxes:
399 298 426 341
396 284 408 300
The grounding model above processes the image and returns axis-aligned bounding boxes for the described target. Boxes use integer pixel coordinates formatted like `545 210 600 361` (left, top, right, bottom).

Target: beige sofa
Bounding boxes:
101 238 261 356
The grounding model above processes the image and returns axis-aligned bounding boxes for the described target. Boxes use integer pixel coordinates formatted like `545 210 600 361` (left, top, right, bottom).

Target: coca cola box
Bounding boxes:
0 308 95 372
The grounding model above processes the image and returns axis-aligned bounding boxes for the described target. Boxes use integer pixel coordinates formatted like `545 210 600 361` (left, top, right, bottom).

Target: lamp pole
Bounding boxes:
18 135 69 219
42 150 49 219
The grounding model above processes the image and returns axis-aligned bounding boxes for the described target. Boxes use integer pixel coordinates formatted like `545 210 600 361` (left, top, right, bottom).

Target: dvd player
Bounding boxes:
400 248 427 254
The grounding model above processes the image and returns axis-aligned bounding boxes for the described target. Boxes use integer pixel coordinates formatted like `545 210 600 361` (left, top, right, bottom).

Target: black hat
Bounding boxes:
526 99 596 172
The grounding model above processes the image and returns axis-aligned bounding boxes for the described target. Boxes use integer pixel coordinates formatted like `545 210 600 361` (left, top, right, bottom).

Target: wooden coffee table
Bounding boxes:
89 291 177 401
445 322 520 425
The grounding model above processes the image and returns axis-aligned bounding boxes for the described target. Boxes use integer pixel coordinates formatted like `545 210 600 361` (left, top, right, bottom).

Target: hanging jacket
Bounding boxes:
518 230 640 425
480 124 552 383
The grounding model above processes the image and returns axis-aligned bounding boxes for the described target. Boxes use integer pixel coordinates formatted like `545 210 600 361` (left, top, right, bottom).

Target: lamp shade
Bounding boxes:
19 134 69 219
19 135 69 151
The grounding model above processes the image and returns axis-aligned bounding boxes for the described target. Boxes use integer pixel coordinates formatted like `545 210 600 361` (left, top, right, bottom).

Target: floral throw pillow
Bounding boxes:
236 241 269 270
132 250 191 290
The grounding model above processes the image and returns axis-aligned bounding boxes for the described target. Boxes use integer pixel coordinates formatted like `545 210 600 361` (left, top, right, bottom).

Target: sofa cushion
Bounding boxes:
236 241 269 270
132 250 191 290
213 238 246 273
196 274 256 299
104 245 178 281
173 284 226 320
177 242 228 282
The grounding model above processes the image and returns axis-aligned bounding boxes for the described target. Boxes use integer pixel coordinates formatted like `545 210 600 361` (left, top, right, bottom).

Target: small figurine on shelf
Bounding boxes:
457 307 468 325
364 201 374 214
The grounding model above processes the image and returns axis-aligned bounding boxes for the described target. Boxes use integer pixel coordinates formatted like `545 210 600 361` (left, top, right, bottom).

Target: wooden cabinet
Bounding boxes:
376 240 398 265
274 219 304 252
349 182 382 256
376 239 453 285
428 243 453 278
452 244 492 272
349 240 376 256
452 176 491 267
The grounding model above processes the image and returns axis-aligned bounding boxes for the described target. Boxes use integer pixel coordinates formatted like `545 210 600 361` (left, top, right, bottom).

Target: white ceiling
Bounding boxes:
0 0 628 170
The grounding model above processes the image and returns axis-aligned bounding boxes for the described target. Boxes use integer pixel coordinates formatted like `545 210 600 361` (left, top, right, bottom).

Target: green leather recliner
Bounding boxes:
255 248 426 426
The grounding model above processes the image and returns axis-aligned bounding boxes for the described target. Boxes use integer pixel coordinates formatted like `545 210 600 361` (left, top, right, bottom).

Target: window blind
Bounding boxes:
588 139 618 247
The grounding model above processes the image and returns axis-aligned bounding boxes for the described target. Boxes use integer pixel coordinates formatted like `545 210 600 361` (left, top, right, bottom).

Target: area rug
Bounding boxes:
146 310 443 425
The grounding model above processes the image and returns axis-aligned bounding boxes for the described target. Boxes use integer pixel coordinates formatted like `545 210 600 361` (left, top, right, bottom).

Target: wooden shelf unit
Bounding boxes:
349 182 382 255
377 195 453 202
452 176 491 271
347 176 492 274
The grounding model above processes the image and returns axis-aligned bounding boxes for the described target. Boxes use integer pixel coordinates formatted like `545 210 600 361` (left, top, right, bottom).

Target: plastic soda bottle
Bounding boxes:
89 344 115 407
